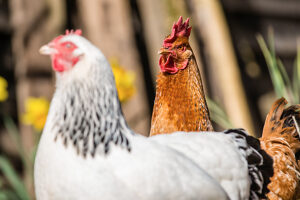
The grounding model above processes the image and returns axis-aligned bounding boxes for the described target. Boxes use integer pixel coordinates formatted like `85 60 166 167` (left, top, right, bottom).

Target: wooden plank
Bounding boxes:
9 0 66 150
136 0 209 92
77 0 150 135
222 0 300 18
9 0 66 196
188 0 255 135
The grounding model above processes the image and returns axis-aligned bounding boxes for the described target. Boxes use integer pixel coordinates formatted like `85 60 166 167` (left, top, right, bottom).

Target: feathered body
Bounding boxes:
150 17 275 199
152 128 273 200
260 98 300 200
150 18 213 136
34 31 229 200
34 30 274 200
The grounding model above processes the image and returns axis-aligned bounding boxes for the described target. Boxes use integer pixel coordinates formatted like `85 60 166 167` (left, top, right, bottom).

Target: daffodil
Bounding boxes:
110 58 136 103
0 76 8 102
22 97 50 132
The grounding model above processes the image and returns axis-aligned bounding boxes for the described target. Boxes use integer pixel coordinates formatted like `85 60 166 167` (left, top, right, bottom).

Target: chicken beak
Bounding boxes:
39 44 57 55
158 48 172 55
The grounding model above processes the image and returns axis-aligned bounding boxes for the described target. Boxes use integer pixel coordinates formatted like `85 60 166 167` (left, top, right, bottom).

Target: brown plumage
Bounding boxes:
260 98 300 200
150 17 213 136
151 16 300 199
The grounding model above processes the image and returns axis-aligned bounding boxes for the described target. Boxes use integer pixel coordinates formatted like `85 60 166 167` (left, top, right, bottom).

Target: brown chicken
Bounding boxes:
260 98 300 200
150 16 213 136
151 16 300 199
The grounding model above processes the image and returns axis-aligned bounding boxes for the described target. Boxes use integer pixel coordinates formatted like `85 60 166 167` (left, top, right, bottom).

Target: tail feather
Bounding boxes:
262 97 300 153
260 97 300 200
224 129 273 199
262 98 287 138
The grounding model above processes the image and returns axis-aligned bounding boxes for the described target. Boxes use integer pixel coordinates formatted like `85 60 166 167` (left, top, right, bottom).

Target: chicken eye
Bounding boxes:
177 45 184 50
65 43 72 49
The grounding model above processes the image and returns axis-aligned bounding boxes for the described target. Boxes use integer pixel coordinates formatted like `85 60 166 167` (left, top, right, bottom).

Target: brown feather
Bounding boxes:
150 41 213 136
260 98 300 200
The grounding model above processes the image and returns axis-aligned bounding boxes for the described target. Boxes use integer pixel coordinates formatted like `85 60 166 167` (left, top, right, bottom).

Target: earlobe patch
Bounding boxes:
73 49 84 57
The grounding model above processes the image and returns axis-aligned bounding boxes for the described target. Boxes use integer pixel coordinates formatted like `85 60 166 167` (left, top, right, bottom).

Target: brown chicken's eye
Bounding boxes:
177 44 185 50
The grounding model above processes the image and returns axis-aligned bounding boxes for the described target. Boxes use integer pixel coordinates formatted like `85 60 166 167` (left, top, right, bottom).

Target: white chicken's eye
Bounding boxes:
65 43 71 48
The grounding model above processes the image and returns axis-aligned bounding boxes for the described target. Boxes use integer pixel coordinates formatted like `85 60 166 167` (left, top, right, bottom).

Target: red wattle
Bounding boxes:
52 57 65 72
52 54 79 72
177 59 188 70
159 54 178 74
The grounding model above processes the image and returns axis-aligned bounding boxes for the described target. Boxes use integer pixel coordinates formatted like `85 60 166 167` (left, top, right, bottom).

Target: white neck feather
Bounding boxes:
44 52 133 157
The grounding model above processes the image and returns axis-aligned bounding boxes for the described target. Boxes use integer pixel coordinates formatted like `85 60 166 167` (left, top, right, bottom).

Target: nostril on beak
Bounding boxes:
158 48 171 55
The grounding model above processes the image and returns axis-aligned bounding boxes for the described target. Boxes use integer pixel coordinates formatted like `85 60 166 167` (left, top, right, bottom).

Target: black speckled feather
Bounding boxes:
224 129 273 199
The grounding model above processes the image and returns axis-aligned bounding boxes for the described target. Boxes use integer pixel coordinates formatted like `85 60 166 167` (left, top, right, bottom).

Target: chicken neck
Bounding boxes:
150 55 213 136
45 65 133 157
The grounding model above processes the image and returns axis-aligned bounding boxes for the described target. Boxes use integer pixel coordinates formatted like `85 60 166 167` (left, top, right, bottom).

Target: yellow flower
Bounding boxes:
110 58 136 103
0 76 8 102
22 97 50 132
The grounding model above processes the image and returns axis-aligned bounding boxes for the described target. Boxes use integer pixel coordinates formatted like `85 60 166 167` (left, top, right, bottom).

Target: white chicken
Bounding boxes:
35 30 272 200
35 30 227 200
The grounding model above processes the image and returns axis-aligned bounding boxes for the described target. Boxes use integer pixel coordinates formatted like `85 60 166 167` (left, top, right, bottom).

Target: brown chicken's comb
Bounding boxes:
163 16 192 48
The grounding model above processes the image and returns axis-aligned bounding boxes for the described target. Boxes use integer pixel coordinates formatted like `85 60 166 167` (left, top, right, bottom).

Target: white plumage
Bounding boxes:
34 32 272 200
35 33 228 200
153 131 257 200
35 128 229 200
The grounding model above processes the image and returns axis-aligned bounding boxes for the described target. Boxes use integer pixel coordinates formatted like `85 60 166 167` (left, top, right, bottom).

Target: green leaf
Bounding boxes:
0 192 7 200
0 156 30 200
293 43 300 104
257 34 286 98
276 59 291 100
3 117 29 172
268 28 276 58
277 59 291 91
0 189 20 200
206 98 233 129
3 117 36 200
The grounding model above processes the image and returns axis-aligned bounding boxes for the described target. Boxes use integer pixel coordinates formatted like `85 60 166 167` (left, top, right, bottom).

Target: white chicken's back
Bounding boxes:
35 127 229 200
151 129 273 200
151 132 250 200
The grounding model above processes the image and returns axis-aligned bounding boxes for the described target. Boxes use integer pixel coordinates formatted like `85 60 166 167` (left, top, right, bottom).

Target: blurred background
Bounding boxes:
0 0 299 199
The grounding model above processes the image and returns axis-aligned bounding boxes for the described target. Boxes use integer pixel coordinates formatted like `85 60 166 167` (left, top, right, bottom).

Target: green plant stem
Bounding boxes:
3 117 28 169
0 157 30 200
207 98 233 129
257 34 287 98
3 116 34 199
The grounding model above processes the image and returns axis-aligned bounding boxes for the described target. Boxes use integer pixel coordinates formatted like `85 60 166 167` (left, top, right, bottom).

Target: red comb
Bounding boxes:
163 16 192 48
52 29 83 43
65 29 82 36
